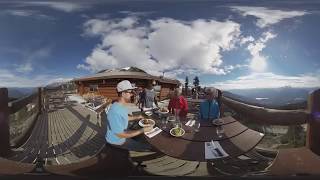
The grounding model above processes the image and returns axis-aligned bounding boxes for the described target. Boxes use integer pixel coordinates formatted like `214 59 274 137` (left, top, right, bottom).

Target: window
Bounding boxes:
89 85 98 92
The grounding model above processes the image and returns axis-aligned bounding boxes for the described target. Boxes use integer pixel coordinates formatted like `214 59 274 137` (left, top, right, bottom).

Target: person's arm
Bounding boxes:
116 127 153 139
154 96 159 107
128 114 143 121
168 99 173 113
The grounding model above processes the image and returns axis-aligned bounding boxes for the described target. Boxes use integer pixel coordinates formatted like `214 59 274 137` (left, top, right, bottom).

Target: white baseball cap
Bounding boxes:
117 80 134 92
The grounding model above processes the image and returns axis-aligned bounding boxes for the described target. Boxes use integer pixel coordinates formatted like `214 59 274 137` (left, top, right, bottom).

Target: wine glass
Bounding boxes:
193 121 200 132
216 126 224 138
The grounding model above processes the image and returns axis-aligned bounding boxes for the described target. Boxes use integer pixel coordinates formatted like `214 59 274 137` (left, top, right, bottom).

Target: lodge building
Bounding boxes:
73 67 180 100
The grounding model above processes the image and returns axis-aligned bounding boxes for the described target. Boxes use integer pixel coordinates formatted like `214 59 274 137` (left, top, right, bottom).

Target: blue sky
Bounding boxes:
0 0 319 89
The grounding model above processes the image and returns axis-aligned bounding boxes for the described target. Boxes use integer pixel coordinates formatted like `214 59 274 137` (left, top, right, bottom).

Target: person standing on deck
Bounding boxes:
199 87 220 122
105 80 152 151
143 83 159 110
167 88 188 121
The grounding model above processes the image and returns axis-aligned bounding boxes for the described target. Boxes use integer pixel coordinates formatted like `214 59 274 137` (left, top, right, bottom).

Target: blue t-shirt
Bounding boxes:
199 100 220 122
105 102 128 145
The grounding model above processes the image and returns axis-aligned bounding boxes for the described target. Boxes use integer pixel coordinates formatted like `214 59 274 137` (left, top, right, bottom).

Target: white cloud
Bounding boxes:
209 72 320 90
1 9 54 20
13 47 51 73
79 17 241 77
0 69 72 88
23 1 88 13
231 6 307 28
247 31 277 72
240 36 254 45
16 63 33 73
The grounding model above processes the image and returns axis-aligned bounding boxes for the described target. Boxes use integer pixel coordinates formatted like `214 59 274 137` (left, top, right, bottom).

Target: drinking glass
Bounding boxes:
216 126 224 138
193 121 200 132
161 117 168 129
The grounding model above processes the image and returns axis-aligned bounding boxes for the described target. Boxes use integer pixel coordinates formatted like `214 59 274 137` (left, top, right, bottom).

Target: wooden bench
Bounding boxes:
266 147 320 175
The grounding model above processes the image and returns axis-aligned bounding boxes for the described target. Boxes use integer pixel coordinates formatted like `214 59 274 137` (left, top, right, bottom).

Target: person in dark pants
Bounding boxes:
105 80 153 175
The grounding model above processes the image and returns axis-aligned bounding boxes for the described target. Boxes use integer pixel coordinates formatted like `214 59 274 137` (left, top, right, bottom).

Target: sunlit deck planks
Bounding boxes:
6 92 105 165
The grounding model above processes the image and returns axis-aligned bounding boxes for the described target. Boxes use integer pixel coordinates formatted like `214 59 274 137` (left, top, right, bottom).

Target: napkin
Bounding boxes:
205 141 229 159
145 127 162 138
185 120 195 127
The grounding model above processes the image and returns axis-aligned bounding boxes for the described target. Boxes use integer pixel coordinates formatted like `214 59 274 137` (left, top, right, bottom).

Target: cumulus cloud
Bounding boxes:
231 6 307 28
79 17 241 77
240 36 254 45
247 31 277 72
209 72 320 90
22 1 89 13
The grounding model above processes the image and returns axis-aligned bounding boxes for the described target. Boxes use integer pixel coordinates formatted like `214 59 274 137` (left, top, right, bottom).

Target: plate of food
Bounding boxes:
170 127 185 137
212 119 224 126
139 119 155 127
157 107 169 114
144 111 153 116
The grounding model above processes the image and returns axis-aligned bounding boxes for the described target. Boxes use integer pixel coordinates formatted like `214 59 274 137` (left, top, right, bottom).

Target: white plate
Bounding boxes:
169 128 185 137
157 109 169 114
139 119 155 127
144 111 153 116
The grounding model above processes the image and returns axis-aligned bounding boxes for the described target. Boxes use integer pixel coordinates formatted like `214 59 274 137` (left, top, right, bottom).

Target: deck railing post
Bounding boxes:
38 87 42 114
0 88 10 156
306 88 320 155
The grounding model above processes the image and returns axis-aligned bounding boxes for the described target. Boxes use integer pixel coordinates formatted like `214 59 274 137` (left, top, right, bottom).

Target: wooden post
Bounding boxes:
306 89 320 155
38 87 42 114
0 88 10 156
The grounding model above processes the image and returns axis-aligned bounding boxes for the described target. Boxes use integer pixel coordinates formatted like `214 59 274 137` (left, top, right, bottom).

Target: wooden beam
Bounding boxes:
221 96 309 125
38 87 42 114
306 89 320 155
8 93 37 114
0 88 10 156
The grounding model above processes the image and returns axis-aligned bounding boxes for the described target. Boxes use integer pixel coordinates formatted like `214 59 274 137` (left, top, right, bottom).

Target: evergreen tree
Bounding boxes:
193 76 200 91
185 76 189 96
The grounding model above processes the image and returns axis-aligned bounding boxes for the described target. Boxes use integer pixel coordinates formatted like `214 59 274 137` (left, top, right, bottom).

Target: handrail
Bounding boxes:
8 92 38 114
221 96 310 125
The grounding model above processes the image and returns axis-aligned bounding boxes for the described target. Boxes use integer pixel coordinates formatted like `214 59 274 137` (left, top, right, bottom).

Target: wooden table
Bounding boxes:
144 116 264 162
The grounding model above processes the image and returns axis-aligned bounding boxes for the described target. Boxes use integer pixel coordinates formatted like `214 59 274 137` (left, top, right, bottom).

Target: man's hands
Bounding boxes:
128 114 144 121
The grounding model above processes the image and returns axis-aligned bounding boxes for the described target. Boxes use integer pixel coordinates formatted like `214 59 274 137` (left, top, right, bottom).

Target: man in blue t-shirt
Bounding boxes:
199 87 220 122
106 80 153 151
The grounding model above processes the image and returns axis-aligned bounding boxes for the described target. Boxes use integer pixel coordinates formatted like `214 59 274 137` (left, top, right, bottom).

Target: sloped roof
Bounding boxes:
74 67 180 85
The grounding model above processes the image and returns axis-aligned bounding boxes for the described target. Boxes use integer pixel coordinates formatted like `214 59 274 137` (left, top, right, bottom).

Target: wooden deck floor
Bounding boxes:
6 92 105 165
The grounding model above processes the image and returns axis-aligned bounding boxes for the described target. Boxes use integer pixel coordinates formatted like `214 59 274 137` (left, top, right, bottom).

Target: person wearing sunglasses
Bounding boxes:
199 87 220 122
105 80 153 151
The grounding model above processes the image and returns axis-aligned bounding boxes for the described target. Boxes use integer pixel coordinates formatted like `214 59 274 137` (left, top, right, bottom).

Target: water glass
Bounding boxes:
174 121 182 129
216 126 224 138
161 117 168 129
193 121 200 132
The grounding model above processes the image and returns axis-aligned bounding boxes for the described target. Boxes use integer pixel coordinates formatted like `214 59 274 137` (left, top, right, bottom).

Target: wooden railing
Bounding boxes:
0 87 43 156
221 88 320 155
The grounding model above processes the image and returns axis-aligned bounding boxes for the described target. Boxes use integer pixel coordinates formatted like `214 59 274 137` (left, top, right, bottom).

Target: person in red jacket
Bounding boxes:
167 88 188 120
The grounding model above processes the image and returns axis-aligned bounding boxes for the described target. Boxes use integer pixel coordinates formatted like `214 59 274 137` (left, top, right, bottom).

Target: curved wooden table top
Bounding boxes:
145 116 264 162
157 117 247 142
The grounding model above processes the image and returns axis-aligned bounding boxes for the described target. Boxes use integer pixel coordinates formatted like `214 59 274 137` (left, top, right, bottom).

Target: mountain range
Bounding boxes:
223 86 318 109
7 87 36 101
